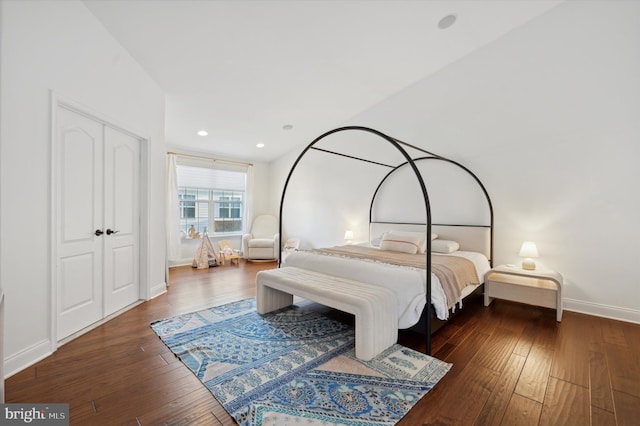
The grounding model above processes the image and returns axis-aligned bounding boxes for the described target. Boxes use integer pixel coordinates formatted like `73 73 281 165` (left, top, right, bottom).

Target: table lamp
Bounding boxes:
344 230 354 245
519 241 539 270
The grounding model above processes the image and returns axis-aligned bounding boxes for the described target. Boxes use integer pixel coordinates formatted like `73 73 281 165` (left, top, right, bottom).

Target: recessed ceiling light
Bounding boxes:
256 143 265 148
438 14 457 30
197 130 208 136
282 124 294 131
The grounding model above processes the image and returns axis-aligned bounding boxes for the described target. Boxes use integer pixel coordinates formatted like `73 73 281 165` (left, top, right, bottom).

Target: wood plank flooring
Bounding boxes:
5 261 640 425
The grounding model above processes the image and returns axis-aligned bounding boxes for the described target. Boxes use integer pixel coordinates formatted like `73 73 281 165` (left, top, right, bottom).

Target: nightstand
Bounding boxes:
484 265 563 321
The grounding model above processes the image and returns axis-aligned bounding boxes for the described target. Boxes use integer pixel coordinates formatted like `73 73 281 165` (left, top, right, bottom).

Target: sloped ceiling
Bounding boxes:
84 0 562 162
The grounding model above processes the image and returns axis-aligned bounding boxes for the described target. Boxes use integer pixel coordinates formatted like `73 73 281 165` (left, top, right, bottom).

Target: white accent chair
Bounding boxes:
242 215 280 261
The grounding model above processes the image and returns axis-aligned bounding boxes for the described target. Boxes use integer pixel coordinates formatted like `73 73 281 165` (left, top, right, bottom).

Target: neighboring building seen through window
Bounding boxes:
178 188 244 235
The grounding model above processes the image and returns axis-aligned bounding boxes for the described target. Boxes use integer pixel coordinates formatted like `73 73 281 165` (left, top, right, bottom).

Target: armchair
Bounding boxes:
242 215 279 261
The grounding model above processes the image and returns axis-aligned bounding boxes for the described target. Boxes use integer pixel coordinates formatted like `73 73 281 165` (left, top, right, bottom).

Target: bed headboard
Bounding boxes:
370 222 491 260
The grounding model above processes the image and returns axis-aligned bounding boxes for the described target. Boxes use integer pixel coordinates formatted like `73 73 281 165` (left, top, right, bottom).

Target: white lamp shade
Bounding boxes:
519 241 539 258
519 241 538 270
344 230 354 240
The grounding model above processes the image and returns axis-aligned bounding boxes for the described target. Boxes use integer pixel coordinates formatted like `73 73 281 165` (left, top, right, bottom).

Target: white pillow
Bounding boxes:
380 231 424 254
372 231 436 253
431 239 460 254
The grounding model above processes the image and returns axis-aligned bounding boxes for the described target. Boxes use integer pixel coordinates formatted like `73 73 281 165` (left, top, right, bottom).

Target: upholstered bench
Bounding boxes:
256 266 398 361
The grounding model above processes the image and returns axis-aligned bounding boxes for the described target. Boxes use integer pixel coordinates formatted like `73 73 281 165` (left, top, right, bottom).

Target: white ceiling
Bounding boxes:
84 0 562 162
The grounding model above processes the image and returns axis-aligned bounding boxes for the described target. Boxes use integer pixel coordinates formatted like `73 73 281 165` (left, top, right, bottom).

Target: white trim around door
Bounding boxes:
50 92 152 350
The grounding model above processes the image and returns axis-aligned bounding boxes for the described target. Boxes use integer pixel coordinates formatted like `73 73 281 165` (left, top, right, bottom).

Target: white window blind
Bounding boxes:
176 165 246 191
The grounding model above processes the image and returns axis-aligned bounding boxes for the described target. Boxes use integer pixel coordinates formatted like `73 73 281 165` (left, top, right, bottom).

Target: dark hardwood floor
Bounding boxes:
6 261 640 425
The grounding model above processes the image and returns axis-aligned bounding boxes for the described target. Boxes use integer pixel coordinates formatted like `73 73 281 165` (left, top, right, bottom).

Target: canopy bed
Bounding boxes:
270 126 494 355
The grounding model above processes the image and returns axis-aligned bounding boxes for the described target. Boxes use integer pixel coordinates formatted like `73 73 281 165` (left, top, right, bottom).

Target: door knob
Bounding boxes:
95 229 104 236
106 229 119 235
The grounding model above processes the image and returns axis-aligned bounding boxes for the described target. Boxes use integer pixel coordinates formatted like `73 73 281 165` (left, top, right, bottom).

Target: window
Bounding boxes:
176 162 246 236
214 191 243 232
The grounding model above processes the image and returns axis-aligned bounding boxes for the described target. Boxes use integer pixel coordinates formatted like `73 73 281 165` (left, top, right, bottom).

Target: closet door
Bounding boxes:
55 107 141 340
103 127 140 316
56 108 105 340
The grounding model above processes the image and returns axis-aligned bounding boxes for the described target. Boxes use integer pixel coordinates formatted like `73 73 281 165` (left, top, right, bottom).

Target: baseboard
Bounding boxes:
4 339 52 379
169 257 196 267
5 299 152 379
150 281 167 299
564 298 640 325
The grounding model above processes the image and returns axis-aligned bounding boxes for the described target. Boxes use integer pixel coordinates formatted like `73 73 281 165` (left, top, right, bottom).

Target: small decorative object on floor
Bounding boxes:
192 230 218 269
281 238 300 262
151 298 451 426
218 240 240 266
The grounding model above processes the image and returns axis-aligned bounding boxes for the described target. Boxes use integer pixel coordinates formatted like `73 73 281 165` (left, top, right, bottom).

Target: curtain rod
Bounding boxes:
167 151 253 167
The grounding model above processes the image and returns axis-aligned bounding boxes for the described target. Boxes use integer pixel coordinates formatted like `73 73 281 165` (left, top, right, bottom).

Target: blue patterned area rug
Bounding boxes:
151 298 451 425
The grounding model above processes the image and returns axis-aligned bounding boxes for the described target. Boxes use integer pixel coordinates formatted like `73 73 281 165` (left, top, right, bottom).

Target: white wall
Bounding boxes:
270 1 640 323
250 161 272 223
270 132 396 249
0 0 167 375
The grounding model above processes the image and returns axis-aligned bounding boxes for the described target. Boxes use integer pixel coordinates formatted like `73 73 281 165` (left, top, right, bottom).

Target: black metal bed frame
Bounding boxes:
277 126 493 354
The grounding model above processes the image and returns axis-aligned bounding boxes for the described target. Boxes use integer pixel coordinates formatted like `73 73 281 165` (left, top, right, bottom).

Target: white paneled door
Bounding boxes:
103 126 140 317
55 106 140 341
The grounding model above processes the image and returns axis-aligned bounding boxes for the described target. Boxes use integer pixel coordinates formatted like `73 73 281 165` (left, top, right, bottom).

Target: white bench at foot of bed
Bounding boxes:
256 266 398 361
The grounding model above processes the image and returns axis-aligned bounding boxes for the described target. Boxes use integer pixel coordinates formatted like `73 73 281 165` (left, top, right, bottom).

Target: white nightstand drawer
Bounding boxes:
484 266 563 321
486 276 557 309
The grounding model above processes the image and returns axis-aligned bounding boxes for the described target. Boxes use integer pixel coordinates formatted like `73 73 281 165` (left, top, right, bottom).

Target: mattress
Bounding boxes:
283 248 490 328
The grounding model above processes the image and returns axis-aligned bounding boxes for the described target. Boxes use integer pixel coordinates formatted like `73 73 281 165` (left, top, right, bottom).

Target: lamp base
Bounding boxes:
522 258 536 270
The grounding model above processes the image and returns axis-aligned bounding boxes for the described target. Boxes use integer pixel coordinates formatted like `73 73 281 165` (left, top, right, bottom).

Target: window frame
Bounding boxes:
178 187 245 237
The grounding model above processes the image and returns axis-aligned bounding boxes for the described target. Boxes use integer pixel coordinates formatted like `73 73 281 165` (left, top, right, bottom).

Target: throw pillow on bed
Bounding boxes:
431 239 460 253
380 231 425 254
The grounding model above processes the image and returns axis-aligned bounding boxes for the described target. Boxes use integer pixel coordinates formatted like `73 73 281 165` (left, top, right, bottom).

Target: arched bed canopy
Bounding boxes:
369 155 494 261
278 126 493 354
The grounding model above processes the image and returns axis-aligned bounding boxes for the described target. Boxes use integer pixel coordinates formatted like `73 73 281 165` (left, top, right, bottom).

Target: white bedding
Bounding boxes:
283 248 490 328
